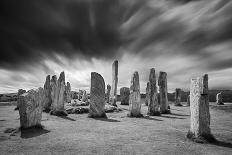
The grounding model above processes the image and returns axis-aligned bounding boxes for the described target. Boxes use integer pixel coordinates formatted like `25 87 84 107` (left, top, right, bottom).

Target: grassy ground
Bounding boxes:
0 102 232 155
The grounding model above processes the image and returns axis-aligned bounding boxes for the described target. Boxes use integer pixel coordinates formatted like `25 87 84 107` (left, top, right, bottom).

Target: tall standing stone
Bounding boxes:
175 88 182 106
187 94 190 106
187 74 215 142
106 84 111 103
158 71 170 114
43 75 52 112
147 68 160 116
216 92 224 105
110 60 118 106
50 72 67 116
145 82 149 106
128 71 142 117
81 90 88 103
18 88 44 129
120 87 130 105
89 72 106 118
65 82 71 103
15 89 26 110
78 90 83 101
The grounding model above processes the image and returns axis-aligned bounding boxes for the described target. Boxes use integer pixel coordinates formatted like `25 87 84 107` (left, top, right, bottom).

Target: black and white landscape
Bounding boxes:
0 0 232 154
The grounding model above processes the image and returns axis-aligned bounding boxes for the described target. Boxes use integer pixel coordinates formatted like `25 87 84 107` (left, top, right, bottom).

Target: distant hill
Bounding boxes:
0 93 17 102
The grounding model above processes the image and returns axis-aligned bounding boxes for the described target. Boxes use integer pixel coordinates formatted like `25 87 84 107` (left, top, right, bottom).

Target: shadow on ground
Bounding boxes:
21 127 50 139
211 140 232 148
57 116 76 121
92 117 120 122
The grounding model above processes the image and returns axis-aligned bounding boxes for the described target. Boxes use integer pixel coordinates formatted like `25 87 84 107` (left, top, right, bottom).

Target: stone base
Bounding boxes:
43 108 51 113
174 103 183 106
217 102 224 105
121 103 129 105
20 124 43 130
186 131 216 143
14 107 19 111
50 110 68 116
147 111 161 116
127 113 144 118
88 113 107 118
161 109 171 114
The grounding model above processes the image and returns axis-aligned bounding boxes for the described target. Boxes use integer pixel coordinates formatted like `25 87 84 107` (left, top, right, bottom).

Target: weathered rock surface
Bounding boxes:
147 68 160 116
187 74 215 143
145 82 149 106
89 72 106 118
18 88 44 129
216 92 224 105
15 89 26 110
175 88 182 106
110 60 118 106
158 71 170 114
65 82 71 103
81 90 88 103
120 87 130 105
43 75 52 112
128 71 142 117
106 84 111 103
50 72 67 116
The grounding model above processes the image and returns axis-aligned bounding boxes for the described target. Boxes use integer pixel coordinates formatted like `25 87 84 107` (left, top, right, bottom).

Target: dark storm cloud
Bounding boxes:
0 0 121 70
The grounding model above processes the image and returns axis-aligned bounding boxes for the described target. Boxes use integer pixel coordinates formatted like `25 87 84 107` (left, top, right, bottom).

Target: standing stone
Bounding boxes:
43 75 52 112
147 68 160 116
158 71 170 114
18 88 44 129
89 72 106 118
175 88 182 106
110 60 118 106
187 94 190 106
78 90 83 101
128 71 142 117
187 74 215 142
15 89 26 110
81 90 88 103
65 82 71 103
50 72 67 116
120 87 130 105
145 82 149 106
106 84 111 103
216 92 224 105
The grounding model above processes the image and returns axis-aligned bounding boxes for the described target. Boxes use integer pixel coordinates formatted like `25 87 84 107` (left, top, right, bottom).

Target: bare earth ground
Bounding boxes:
0 102 232 155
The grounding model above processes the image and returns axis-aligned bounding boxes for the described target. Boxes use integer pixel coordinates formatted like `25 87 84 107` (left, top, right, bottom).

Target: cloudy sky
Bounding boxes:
0 0 232 93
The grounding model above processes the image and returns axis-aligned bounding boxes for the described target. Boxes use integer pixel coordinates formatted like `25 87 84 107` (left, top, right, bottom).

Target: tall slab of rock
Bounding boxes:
106 84 111 103
65 82 71 103
120 87 130 105
145 82 149 106
175 88 182 106
50 72 67 116
187 95 190 106
81 90 88 103
15 89 26 110
147 68 160 116
187 74 215 142
18 88 44 129
158 71 170 114
89 72 106 118
43 75 52 112
216 92 224 105
78 90 83 101
110 60 118 106
128 71 142 117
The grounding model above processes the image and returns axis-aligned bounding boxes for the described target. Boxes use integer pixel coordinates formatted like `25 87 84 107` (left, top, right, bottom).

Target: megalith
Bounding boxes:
128 71 142 117
147 68 160 116
187 74 215 143
158 71 170 114
43 75 52 112
81 90 88 103
145 82 149 106
15 89 26 110
50 72 67 116
106 84 111 103
18 88 44 129
187 94 190 106
120 87 130 105
175 88 182 106
89 72 106 118
110 60 118 106
216 92 224 105
65 82 71 103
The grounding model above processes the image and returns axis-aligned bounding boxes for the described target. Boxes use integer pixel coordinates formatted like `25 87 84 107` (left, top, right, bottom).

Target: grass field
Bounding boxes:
0 102 232 155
